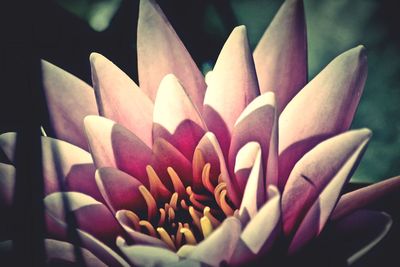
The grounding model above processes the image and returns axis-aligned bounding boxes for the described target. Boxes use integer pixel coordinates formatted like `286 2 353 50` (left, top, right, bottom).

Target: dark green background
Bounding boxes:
56 0 400 183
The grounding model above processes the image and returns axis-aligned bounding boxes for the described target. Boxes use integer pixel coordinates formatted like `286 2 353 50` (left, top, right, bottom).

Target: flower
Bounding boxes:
0 0 399 266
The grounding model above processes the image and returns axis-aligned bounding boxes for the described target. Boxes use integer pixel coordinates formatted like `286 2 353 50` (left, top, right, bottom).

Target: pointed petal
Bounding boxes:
44 192 122 244
284 129 372 253
84 116 152 186
0 163 15 208
186 217 242 267
153 74 206 160
229 92 278 195
95 168 146 214
324 210 392 265
115 210 168 249
254 0 307 113
152 138 192 187
238 143 265 220
45 239 107 267
0 133 102 202
90 53 154 147
332 175 400 220
204 26 259 156
117 238 179 267
137 0 206 110
231 186 281 265
278 46 368 189
42 60 98 150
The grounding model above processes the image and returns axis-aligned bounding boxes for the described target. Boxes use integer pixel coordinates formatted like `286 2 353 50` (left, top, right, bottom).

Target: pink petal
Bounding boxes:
153 74 206 161
44 192 123 245
332 175 400 220
0 132 103 202
283 129 372 253
45 239 107 267
0 163 15 208
152 138 192 187
95 168 146 214
137 0 206 111
186 217 242 266
229 92 278 196
41 60 98 150
253 0 307 113
84 115 152 187
115 210 168 249
203 26 259 157
90 53 154 147
278 46 368 190
231 186 281 266
238 142 265 220
116 237 179 267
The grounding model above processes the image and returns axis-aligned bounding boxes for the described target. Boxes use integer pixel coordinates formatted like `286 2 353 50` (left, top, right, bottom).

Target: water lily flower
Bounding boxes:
0 0 399 266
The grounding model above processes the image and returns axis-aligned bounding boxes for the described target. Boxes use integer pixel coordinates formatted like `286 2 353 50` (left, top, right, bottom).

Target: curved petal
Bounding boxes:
45 192 122 245
137 0 206 111
153 74 206 161
278 46 367 190
229 92 278 195
116 237 179 267
42 60 98 150
238 142 265 220
186 217 242 267
284 129 372 253
254 0 307 113
115 210 168 249
95 168 146 214
332 175 400 220
203 26 259 156
231 186 281 266
84 116 152 186
90 53 154 147
0 133 102 202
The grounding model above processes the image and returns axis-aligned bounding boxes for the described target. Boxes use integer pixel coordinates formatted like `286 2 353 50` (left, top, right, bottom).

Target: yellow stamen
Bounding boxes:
203 206 221 228
214 182 227 207
202 163 215 192
192 148 206 189
169 192 178 210
180 199 189 210
200 216 213 238
168 207 175 222
146 165 171 201
138 185 157 220
125 210 140 231
167 167 186 197
186 186 210 201
139 220 157 237
189 193 206 210
158 208 166 226
188 206 201 231
180 228 197 245
157 227 176 251
175 222 183 248
219 190 234 216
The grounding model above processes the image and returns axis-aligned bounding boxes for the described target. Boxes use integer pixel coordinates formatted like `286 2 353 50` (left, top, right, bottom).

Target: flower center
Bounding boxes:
124 149 237 251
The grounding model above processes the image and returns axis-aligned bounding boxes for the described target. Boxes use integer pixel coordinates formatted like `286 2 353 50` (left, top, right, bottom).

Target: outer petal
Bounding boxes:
284 129 372 253
229 92 278 196
90 53 154 147
254 0 307 113
84 116 152 186
153 74 206 161
238 142 265 220
95 168 146 214
0 133 102 202
44 192 123 245
278 46 367 189
231 186 281 266
116 238 179 267
137 0 206 111
186 217 242 267
332 175 400 220
42 60 98 150
203 26 259 156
